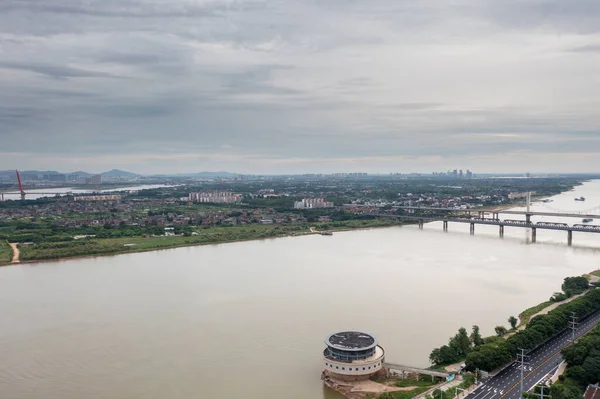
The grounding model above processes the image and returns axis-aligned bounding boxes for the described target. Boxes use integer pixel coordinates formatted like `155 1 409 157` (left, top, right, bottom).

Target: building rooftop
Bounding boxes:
326 331 378 351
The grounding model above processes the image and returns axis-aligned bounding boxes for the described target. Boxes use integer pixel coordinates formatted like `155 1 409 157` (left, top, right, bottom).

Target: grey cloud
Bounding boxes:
0 61 122 79
568 44 600 53
1 0 600 173
0 0 267 19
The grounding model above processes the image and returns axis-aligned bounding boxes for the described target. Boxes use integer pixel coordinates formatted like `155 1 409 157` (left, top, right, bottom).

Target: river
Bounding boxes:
1 181 600 399
0 184 178 201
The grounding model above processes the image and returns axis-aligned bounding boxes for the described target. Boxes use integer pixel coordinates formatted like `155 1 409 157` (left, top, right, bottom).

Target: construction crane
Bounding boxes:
15 170 25 200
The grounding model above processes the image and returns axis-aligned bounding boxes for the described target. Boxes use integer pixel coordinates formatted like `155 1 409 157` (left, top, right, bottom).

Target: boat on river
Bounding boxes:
583 218 593 223
575 197 586 201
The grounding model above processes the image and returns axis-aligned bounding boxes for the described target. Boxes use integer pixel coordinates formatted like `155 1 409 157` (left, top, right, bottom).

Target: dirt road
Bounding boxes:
9 243 19 263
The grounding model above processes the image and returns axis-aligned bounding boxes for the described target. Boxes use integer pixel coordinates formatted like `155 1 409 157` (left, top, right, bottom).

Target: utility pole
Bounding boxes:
537 384 551 399
518 349 529 398
569 312 578 345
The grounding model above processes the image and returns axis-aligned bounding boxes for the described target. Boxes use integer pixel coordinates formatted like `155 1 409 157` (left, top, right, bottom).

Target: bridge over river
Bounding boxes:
366 213 600 245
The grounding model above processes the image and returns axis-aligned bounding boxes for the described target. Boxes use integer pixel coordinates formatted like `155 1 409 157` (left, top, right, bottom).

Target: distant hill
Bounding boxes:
100 169 140 178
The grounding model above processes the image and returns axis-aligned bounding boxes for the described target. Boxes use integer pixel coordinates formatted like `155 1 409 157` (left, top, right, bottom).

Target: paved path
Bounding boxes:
9 243 19 263
464 305 600 399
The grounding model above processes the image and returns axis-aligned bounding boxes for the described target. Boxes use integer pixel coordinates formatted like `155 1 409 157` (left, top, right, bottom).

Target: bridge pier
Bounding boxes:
526 213 531 224
443 220 448 232
418 220 424 230
493 212 499 220
568 230 573 246
531 227 537 243
470 223 475 235
499 225 504 238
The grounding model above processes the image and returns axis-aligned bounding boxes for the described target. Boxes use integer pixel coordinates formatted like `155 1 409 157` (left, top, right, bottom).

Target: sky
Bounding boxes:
1 0 600 175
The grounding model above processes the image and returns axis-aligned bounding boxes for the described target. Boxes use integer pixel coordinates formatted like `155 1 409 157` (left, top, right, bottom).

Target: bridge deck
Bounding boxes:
383 362 450 378
344 204 600 219
367 214 600 233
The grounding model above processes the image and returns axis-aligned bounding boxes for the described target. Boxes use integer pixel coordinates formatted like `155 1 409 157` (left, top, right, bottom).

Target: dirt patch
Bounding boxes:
9 243 19 263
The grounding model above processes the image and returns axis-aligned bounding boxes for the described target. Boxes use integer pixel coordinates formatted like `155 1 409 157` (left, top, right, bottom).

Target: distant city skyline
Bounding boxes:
1 1 599 174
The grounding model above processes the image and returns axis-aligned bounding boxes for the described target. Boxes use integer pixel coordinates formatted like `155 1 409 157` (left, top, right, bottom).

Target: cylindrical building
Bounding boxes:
323 331 385 381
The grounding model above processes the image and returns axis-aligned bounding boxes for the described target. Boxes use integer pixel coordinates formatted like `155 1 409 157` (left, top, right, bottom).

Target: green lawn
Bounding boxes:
518 301 553 327
379 386 430 399
395 377 440 388
0 241 12 265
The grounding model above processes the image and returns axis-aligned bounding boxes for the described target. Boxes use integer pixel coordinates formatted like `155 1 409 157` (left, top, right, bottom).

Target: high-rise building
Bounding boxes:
85 175 102 185
293 198 334 209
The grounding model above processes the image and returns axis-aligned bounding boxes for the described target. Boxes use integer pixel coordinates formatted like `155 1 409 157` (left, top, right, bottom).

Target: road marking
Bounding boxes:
492 318 600 399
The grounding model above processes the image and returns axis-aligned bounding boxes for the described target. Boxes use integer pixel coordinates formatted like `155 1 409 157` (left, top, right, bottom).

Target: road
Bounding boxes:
465 307 600 399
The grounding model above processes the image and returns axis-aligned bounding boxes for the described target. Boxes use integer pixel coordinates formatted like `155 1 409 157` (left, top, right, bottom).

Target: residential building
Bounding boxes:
189 191 243 203
294 198 334 209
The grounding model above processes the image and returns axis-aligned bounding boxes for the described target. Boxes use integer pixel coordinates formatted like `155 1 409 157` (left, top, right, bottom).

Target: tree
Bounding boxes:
495 326 508 337
562 276 589 297
508 316 518 329
471 325 484 346
450 327 472 358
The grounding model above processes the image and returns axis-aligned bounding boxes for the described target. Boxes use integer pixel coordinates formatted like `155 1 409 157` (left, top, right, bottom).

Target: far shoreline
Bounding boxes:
1 222 408 267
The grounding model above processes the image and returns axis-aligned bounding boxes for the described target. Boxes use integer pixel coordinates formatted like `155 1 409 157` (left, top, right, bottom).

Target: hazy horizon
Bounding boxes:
1 1 599 174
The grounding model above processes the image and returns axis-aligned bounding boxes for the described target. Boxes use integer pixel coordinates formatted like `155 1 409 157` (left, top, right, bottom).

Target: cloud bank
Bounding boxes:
1 0 600 173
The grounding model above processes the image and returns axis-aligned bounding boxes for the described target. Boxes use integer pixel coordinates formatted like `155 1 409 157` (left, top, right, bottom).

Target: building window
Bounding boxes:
363 367 366 370
336 366 339 369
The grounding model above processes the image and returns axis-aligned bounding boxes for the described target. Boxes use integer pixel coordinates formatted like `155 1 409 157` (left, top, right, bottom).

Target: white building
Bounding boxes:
322 331 385 381
189 191 242 204
294 198 334 209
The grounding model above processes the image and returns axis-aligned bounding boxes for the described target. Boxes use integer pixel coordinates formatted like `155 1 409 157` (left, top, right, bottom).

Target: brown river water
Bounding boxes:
1 181 600 399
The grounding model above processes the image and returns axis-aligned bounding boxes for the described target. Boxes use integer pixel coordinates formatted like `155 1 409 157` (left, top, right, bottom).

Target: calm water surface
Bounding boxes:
1 184 178 201
1 181 600 399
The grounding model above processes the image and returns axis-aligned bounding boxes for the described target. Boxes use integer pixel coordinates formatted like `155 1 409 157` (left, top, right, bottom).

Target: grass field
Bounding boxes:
0 241 12 265
518 300 554 327
18 219 407 262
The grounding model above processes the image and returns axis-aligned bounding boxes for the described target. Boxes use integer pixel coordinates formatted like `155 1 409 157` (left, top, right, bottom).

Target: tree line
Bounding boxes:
466 287 600 372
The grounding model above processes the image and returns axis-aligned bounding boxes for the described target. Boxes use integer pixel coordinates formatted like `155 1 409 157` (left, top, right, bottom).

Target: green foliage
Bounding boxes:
429 327 471 366
494 326 508 337
466 288 600 372
551 293 569 302
379 387 430 399
562 277 589 297
394 377 439 387
519 301 553 327
14 219 406 262
471 325 484 347
549 378 583 399
508 316 518 329
0 241 11 264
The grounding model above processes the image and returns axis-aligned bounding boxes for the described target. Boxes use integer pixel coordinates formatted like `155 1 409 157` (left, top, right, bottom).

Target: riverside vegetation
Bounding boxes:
546 324 600 399
8 219 404 262
429 276 593 370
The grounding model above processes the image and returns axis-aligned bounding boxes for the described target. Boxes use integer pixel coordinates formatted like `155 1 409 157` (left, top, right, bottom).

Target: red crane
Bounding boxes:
15 170 25 200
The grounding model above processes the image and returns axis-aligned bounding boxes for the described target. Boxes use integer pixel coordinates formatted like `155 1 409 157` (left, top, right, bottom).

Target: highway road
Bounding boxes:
464 307 600 399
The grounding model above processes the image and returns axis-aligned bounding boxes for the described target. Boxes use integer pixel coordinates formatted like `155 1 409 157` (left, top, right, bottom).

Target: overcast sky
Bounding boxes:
1 0 599 174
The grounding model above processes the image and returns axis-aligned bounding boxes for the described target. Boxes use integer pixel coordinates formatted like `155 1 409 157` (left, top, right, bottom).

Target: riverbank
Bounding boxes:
7 219 410 266
0 240 11 265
